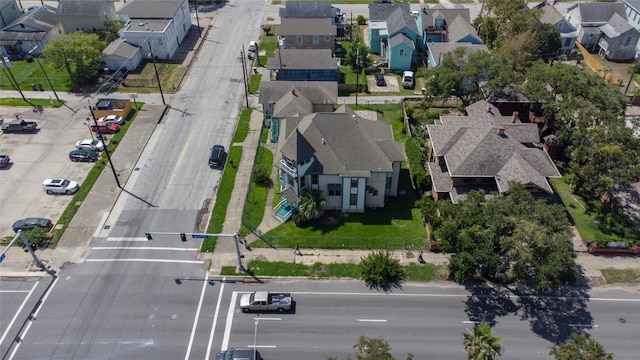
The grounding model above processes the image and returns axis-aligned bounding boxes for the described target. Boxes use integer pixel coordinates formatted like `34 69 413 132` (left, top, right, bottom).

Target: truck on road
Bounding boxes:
2 119 37 133
240 291 292 312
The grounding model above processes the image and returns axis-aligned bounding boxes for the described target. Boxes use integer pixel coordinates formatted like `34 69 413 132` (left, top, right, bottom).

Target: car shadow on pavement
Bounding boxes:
465 274 593 344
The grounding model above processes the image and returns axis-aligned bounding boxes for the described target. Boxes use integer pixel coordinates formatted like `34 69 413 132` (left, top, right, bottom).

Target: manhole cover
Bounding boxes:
619 318 626 324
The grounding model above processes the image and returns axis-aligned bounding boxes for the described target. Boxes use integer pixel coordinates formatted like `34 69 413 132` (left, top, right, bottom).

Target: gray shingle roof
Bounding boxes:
2 4 58 32
266 49 338 70
535 2 564 25
281 112 406 177
575 2 627 23
385 6 418 36
427 43 488 67
388 32 414 48
427 122 559 194
419 4 470 27
118 0 183 19
259 81 337 106
102 38 139 59
446 14 481 43
275 17 336 36
273 89 314 117
600 12 635 38
279 1 338 18
57 0 107 15
368 2 410 22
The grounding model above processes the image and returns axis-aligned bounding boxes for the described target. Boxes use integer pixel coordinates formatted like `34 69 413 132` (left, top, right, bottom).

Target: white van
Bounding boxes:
402 71 414 88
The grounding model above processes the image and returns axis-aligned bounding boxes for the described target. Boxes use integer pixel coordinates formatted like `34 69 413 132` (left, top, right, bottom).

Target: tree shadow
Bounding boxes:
367 280 404 293
512 283 593 344
464 282 519 327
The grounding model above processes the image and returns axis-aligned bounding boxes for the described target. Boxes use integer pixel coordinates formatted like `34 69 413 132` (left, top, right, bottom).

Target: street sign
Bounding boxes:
191 234 209 239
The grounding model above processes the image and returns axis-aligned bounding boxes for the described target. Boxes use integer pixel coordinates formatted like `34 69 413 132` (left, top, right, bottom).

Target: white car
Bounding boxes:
97 114 124 125
76 138 105 151
42 178 79 195
248 41 258 52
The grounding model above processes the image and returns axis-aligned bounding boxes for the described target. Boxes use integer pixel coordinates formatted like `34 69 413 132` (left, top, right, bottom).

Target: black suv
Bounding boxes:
209 145 225 168
69 149 99 162
375 73 386 86
12 218 53 233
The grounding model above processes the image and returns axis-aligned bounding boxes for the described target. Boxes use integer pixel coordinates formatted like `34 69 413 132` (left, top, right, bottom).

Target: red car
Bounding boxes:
90 122 119 134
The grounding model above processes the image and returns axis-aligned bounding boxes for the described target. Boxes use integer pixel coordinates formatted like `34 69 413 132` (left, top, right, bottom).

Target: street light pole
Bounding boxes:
29 46 60 102
148 43 166 105
88 100 121 188
253 319 259 360
84 118 95 141
194 0 202 38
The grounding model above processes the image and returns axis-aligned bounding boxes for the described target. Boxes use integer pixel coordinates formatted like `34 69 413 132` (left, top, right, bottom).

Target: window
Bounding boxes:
350 194 358 206
313 35 319 44
399 49 405 56
564 38 572 47
625 36 632 46
351 178 358 188
297 36 303 44
325 36 331 42
312 175 319 186
328 184 341 196
300 175 306 189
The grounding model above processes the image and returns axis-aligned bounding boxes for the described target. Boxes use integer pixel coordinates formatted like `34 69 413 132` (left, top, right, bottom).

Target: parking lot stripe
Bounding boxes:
85 258 204 264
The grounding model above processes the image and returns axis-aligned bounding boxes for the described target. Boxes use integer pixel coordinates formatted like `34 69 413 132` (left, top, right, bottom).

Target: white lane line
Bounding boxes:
0 290 30 293
462 321 481 324
185 271 209 360
357 319 387 323
9 277 59 360
92 247 199 251
221 292 239 351
106 237 151 242
205 277 226 360
85 259 204 264
248 345 277 349
0 281 39 346
569 324 598 328
253 317 281 321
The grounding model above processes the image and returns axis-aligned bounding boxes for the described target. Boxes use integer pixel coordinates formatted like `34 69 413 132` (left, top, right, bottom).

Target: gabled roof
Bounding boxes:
385 6 418 37
102 38 140 60
571 2 627 24
534 1 565 25
118 0 183 19
279 1 338 18
273 89 314 118
2 4 58 32
259 81 337 106
276 17 336 36
427 43 488 67
57 0 107 16
419 4 470 28
447 15 481 43
281 112 406 177
266 49 338 70
388 32 414 49
427 122 559 194
368 2 410 22
600 12 636 38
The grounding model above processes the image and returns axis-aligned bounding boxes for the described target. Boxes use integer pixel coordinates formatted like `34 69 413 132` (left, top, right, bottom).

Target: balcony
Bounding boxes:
280 159 297 177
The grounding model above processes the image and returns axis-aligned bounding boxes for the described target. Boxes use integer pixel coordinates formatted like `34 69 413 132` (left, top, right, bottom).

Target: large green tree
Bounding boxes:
42 32 106 88
462 323 502 360
359 251 406 289
328 335 414 360
533 23 562 61
474 0 540 50
549 332 613 360
420 183 576 292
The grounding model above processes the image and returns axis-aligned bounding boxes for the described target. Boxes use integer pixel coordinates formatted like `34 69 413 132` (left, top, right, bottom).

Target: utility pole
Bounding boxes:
148 43 166 105
240 47 249 107
194 0 202 38
88 100 122 188
355 48 360 106
1 56 27 102
30 46 60 102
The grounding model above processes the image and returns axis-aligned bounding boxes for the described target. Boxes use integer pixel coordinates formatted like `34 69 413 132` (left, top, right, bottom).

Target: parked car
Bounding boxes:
2 119 37 133
98 114 124 125
248 41 258 52
69 149 99 162
42 178 80 195
215 349 262 360
402 71 414 88
12 217 53 233
0 155 10 168
76 139 105 151
90 122 119 134
209 145 225 168
375 73 386 86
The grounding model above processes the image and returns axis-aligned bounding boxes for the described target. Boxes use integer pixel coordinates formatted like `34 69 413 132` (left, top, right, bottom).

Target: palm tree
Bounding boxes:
462 323 502 360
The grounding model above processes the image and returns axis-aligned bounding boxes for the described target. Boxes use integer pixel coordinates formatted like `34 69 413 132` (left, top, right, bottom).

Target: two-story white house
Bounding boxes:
117 0 191 60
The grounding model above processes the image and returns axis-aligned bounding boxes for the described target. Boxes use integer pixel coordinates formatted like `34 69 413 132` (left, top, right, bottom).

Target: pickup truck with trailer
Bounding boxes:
240 291 292 312
2 119 37 133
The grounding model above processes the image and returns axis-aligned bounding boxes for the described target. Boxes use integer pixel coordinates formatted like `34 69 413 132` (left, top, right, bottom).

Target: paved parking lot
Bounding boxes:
0 104 97 237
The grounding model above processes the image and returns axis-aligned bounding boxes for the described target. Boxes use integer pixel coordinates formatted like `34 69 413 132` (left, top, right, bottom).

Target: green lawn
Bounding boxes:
0 57 73 92
240 146 274 237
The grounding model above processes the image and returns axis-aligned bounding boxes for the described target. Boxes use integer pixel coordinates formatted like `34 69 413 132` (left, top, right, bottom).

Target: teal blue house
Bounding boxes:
368 2 419 71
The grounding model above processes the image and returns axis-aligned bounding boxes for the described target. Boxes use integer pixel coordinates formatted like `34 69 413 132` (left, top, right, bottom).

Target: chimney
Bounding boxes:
498 125 506 136
511 111 518 123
